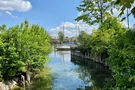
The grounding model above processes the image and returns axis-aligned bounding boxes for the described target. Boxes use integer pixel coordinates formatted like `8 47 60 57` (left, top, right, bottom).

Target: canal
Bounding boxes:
48 50 111 90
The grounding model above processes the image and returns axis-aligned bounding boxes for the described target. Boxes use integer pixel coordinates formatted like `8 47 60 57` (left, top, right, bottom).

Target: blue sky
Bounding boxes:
0 0 80 30
0 0 135 37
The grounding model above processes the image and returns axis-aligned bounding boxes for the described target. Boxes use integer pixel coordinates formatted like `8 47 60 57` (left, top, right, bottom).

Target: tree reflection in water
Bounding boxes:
71 56 112 90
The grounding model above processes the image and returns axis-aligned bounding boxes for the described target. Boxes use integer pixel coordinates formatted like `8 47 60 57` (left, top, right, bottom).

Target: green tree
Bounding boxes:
78 31 91 48
77 31 92 55
75 0 135 89
0 20 51 80
89 15 124 58
107 0 135 29
106 29 135 90
0 24 7 33
58 31 64 44
76 15 131 89
75 0 113 25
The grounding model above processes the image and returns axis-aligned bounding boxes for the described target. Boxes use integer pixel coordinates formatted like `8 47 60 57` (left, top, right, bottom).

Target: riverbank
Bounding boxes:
0 81 20 90
26 67 52 90
71 48 109 67
0 67 52 90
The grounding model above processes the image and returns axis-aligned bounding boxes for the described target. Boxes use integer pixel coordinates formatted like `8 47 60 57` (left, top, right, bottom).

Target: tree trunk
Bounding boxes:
97 0 103 24
26 62 30 83
127 8 130 29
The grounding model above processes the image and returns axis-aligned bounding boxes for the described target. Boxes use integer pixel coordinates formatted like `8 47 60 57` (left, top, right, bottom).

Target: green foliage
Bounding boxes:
58 31 64 44
91 16 125 58
76 0 135 28
129 76 135 82
29 67 52 90
11 86 23 90
75 0 113 25
107 29 135 89
76 0 135 89
0 24 7 33
78 31 91 48
77 31 92 54
115 0 135 17
76 15 135 89
77 16 123 56
0 20 51 79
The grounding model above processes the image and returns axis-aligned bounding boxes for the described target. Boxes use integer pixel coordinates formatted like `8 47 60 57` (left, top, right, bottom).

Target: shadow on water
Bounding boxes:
71 56 112 90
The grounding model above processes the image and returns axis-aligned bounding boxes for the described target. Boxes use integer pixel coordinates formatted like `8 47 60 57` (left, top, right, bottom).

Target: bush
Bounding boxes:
11 86 23 90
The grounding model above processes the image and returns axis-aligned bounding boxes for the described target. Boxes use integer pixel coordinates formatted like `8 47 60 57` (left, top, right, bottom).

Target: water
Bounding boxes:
48 51 111 90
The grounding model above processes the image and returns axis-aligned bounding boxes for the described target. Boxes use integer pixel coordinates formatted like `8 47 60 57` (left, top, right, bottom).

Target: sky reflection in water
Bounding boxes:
48 51 111 90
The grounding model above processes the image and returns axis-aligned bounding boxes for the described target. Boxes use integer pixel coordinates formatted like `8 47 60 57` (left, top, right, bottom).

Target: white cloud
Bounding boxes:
0 0 32 12
49 21 98 37
5 11 12 15
5 11 18 18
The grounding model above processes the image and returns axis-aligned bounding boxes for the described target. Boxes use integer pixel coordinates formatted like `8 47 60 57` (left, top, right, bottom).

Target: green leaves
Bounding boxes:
76 15 135 89
131 7 135 17
76 0 135 89
75 0 113 25
58 31 64 44
106 29 135 89
76 0 135 29
0 20 51 79
129 76 135 82
115 0 135 18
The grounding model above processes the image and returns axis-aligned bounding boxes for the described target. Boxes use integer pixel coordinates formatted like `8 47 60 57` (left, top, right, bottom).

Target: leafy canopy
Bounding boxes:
0 20 51 79
75 0 113 25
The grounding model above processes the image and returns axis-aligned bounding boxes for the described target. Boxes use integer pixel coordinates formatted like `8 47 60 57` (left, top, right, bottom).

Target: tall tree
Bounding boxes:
0 24 7 33
75 0 113 25
58 31 64 44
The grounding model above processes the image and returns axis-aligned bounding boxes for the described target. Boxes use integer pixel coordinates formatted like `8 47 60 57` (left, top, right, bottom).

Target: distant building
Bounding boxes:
51 36 59 40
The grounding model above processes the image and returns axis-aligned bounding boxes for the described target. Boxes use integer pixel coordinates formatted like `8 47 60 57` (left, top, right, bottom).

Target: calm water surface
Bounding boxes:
48 51 111 90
